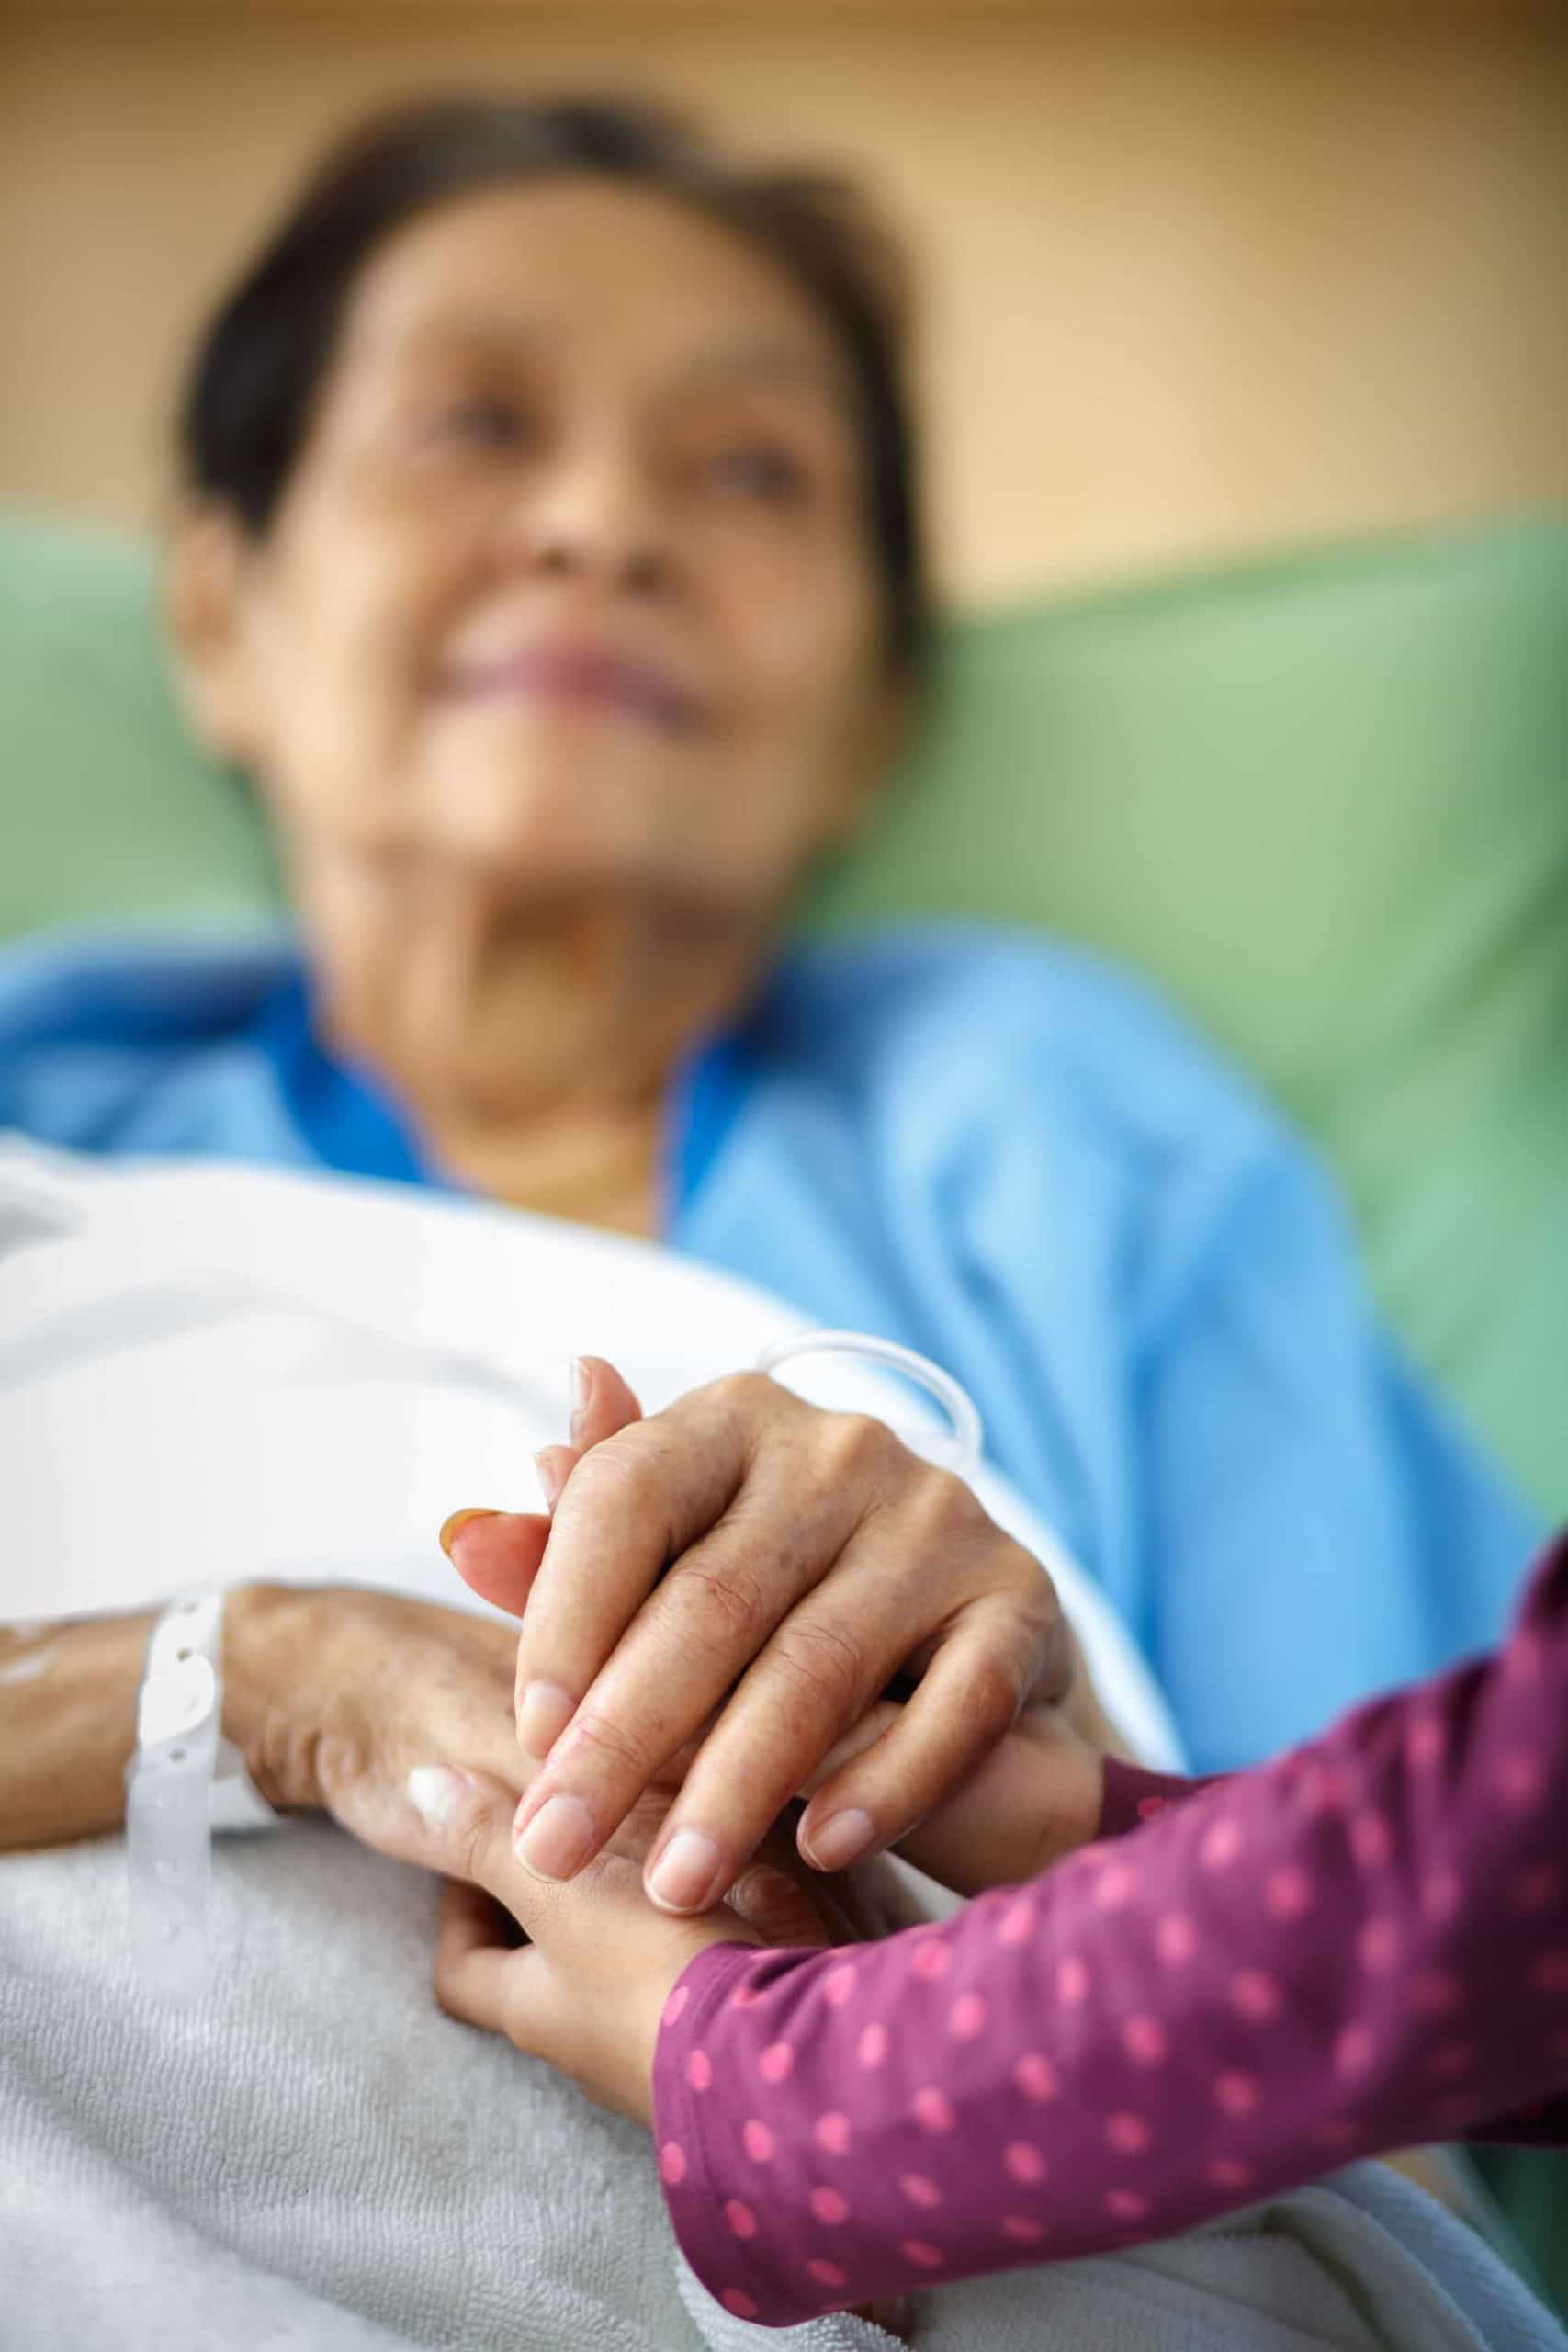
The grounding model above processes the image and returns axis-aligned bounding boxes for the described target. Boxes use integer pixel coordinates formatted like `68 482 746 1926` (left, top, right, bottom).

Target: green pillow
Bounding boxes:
0 510 281 936
4 505 1566 1520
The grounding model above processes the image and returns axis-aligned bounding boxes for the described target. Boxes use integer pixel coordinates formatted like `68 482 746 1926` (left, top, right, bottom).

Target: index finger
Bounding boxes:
508 1377 765 1764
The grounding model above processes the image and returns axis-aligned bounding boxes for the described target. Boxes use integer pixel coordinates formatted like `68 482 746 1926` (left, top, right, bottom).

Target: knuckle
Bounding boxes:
666 1555 773 1652
254 1706 368 1815
770 1615 868 1722
960 1646 1029 1732
820 1411 900 1493
840 1410 898 1464
558 1705 658 1783
1000 1554 1063 1645
568 1435 661 1512
902 1464 985 1544
705 1368 775 1419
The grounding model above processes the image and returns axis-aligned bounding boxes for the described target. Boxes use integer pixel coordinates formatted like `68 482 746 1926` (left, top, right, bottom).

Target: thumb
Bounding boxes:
431 1877 588 2086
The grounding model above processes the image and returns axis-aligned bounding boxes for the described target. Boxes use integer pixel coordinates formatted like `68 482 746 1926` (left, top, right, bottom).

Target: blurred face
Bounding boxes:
177 175 904 939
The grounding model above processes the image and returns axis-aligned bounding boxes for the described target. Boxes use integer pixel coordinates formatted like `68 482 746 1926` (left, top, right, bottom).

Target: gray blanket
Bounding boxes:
3 1817 1562 2352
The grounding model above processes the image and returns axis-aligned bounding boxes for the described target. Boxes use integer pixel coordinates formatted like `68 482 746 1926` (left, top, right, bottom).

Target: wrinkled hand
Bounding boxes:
442 1356 1073 1917
237 1583 542 1850
235 1578 931 1932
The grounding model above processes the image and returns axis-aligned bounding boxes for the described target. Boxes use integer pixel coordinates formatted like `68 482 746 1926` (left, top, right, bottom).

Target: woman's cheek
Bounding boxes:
737 545 874 698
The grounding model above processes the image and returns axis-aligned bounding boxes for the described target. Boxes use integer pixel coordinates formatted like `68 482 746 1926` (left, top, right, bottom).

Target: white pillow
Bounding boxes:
0 1136 1181 1769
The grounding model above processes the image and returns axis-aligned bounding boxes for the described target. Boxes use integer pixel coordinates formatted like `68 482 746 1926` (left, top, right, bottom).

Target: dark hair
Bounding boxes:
176 91 930 675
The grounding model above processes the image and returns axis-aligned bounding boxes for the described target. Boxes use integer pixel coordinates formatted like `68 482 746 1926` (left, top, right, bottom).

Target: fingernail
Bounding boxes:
569 1356 591 1447
438 1507 500 1560
515 1791 596 1881
533 1448 567 1514
647 1828 723 1914
805 1807 874 1871
406 1765 468 1829
518 1679 575 1759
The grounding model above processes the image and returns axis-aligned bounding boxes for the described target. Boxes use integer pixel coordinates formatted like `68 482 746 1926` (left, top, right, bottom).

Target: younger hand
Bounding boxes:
405 1770 916 2337
398 1768 903 2124
411 1769 761 2127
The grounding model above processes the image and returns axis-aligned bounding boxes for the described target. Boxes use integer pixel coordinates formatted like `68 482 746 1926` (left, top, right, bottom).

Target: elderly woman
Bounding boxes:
0 88 1533 1846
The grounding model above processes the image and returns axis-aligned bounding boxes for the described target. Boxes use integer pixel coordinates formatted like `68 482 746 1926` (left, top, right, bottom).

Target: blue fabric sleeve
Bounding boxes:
1135 1137 1537 1768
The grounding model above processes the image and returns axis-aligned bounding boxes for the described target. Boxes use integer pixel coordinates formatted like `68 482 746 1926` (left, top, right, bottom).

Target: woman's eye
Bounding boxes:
705 446 808 503
429 398 529 451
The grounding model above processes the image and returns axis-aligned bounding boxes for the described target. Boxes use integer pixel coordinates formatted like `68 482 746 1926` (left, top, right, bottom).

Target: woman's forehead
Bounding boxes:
335 177 855 411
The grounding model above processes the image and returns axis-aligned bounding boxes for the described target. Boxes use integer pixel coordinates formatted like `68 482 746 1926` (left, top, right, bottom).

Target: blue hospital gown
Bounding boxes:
0 919 1535 1770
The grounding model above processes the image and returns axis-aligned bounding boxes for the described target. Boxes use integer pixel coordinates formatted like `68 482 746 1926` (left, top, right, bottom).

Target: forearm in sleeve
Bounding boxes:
653 1535 1568 2327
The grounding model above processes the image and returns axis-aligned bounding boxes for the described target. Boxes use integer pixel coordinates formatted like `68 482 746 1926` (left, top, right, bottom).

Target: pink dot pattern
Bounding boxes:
650 1538 1568 2330
1122 2015 1169 2067
1013 2051 1059 2103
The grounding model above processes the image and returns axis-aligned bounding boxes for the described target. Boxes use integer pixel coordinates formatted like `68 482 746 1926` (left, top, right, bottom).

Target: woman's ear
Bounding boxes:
162 503 265 764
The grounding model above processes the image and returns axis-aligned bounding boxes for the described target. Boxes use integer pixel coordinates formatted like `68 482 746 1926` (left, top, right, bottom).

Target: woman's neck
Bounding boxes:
296 860 762 1238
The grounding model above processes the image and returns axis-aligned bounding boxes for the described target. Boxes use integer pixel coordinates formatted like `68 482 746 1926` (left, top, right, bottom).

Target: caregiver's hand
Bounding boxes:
397 1770 920 2118
443 1357 1072 1916
419 1768 757 2129
402 1770 918 2339
400 1691 1105 2126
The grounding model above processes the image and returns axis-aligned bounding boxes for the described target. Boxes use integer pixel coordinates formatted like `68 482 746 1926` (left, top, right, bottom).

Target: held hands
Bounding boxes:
440 1356 1079 1917
397 1690 1103 2128
393 1353 1104 2135
254 1357 1102 2133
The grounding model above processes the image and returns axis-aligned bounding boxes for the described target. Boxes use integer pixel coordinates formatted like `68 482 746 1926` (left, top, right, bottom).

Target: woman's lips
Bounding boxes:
435 643 706 732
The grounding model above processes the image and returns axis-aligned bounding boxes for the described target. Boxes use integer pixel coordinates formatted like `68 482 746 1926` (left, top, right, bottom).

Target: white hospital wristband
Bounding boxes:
123 1587 279 2000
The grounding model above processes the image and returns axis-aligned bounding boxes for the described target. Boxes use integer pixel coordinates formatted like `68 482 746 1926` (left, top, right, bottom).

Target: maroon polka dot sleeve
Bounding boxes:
653 1535 1568 2329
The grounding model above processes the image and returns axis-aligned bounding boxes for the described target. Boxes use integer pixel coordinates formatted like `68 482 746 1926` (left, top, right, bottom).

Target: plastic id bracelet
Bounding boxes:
123 1589 277 2000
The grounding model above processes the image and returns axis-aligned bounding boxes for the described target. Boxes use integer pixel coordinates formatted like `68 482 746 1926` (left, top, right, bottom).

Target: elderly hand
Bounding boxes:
232 1583 535 1836
441 1355 1073 1918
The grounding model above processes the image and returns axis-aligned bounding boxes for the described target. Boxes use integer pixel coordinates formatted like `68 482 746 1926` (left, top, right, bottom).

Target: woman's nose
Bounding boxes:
502 451 671 598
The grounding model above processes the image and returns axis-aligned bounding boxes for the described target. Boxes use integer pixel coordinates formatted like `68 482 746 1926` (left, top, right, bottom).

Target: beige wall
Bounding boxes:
2 5 1563 606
